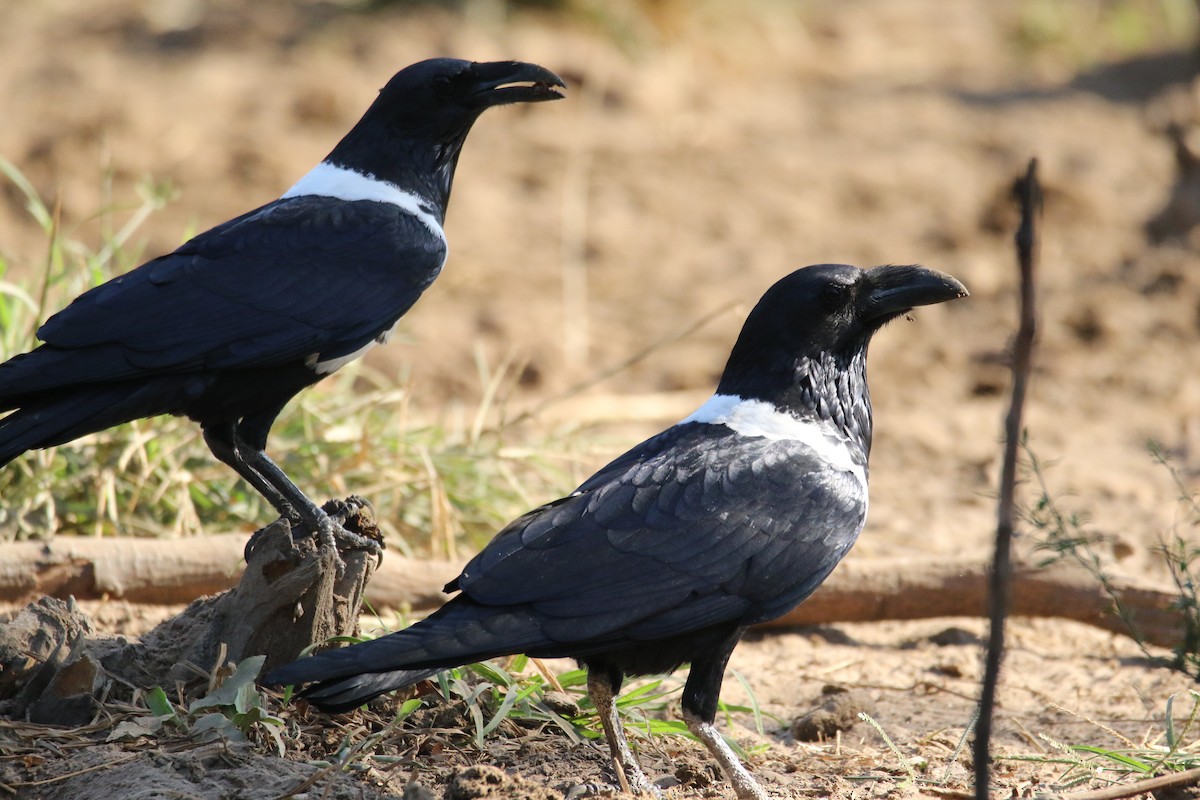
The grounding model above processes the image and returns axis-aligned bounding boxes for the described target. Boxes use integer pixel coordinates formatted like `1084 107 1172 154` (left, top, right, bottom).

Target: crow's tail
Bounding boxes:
0 384 173 466
263 597 562 713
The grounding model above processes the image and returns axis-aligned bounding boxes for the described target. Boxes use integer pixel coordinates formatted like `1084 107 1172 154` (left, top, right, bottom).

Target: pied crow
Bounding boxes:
0 59 564 548
265 263 968 799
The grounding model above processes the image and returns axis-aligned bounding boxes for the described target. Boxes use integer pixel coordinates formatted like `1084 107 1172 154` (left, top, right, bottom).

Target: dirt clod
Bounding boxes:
791 686 875 742
445 764 563 800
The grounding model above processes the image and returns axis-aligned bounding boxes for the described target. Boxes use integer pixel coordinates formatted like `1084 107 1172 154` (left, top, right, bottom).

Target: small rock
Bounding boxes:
928 626 981 647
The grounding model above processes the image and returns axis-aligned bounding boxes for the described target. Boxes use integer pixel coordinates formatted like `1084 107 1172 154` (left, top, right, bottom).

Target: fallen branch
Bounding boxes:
1044 765 1200 800
0 533 452 608
0 536 1184 650
759 555 1181 650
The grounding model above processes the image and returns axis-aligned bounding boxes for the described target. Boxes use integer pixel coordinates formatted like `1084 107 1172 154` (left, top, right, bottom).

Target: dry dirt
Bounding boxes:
2 1 1200 798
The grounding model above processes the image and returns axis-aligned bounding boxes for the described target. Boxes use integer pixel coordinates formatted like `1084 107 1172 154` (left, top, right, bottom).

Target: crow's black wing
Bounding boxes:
0 197 444 399
455 421 868 644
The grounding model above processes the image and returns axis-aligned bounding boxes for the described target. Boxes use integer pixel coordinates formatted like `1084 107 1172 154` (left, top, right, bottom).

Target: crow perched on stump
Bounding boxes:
0 59 564 549
266 263 968 799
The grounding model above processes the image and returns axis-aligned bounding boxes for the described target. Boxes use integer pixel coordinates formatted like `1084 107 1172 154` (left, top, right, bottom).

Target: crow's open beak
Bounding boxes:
468 61 566 108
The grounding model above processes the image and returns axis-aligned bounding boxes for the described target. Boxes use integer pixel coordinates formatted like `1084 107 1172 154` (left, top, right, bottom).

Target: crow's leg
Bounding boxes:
204 422 317 563
682 628 768 800
203 421 380 563
587 667 659 797
237 442 383 556
235 413 382 557
202 422 297 521
682 710 767 800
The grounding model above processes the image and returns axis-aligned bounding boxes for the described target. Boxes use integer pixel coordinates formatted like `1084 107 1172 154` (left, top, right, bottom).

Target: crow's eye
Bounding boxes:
432 74 455 96
821 283 849 308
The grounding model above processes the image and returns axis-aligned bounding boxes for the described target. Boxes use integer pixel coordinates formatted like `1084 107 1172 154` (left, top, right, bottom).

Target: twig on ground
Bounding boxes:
5 752 140 790
1042 765 1200 800
975 158 1041 799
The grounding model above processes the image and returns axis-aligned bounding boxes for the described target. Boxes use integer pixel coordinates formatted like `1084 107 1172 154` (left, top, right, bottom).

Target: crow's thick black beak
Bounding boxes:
468 61 566 108
860 265 968 323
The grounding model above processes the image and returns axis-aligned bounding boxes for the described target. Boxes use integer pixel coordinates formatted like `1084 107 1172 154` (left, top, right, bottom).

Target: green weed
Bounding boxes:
1012 0 1197 66
1002 691 1200 788
108 656 288 756
1024 435 1200 678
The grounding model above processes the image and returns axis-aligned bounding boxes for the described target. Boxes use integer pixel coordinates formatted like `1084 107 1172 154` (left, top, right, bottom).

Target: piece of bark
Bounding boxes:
0 501 381 725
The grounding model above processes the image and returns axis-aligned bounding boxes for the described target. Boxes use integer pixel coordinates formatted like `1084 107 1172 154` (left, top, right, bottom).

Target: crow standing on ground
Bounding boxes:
0 59 564 548
265 263 968 799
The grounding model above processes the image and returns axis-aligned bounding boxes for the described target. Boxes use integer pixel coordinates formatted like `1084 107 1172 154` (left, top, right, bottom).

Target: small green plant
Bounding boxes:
106 656 288 755
272 641 773 775
1023 435 1200 677
1002 691 1200 789
1022 435 1153 657
433 657 774 757
188 655 288 755
1149 442 1200 677
105 685 185 743
1011 0 1198 67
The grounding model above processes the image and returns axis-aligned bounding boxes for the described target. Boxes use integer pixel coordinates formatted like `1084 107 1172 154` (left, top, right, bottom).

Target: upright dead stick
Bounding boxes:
975 159 1041 799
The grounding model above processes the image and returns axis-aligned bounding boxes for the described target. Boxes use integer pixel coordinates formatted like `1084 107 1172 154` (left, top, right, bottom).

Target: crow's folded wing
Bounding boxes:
1 197 444 398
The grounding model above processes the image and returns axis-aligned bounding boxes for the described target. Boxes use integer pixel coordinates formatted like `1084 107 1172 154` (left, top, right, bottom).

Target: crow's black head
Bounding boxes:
327 59 565 206
371 59 565 133
718 263 967 449
748 263 966 358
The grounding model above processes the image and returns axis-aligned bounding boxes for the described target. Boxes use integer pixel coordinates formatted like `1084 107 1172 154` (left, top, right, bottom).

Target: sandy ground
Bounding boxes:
2 1 1200 797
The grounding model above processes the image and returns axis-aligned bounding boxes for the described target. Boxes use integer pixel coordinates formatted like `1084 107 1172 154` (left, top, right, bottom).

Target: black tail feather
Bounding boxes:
0 383 175 466
294 668 441 713
262 598 563 712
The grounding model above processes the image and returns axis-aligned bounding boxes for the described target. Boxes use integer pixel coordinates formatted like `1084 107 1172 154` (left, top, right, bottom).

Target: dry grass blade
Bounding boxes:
506 299 740 428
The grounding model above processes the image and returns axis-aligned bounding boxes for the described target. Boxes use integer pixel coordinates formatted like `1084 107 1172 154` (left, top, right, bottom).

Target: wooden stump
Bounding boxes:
0 499 381 725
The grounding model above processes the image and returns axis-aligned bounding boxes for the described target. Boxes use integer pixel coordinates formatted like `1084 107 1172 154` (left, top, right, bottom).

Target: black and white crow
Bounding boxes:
0 59 564 546
265 263 968 799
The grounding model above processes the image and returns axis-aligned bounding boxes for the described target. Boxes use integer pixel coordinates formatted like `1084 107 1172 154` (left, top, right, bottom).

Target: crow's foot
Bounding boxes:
316 497 385 559
243 497 384 571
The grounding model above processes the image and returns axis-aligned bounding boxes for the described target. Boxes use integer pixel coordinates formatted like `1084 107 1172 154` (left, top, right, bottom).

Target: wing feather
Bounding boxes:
454 423 867 643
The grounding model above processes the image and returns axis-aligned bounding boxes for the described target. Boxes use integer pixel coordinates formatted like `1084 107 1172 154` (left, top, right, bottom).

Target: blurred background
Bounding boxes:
1 0 1199 574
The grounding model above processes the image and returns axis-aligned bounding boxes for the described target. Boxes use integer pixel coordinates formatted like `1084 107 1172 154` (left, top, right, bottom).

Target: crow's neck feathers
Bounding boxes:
715 337 874 461
681 391 868 488
793 348 873 456
321 106 478 213
705 263 968 464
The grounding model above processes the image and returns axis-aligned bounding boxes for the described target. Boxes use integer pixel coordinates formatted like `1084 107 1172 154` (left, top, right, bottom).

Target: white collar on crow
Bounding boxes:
681 393 866 486
282 162 445 241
